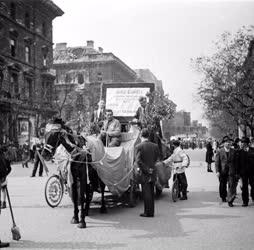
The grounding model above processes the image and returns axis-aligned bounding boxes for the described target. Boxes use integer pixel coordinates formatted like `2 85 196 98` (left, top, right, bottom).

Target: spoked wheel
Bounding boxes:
171 179 179 202
45 175 64 208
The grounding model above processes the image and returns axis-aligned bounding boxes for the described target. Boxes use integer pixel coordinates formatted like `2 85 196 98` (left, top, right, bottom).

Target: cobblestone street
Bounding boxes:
1 149 254 250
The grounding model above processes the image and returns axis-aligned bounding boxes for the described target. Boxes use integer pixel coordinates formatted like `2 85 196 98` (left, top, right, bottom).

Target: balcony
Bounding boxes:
41 67 56 79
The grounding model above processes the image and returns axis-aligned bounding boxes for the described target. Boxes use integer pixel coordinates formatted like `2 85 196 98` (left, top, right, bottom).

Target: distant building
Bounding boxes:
53 41 138 122
0 0 63 145
135 68 164 95
162 110 208 139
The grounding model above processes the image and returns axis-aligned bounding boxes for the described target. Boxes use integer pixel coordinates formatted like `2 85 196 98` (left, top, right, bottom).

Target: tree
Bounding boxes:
146 90 176 129
192 26 254 136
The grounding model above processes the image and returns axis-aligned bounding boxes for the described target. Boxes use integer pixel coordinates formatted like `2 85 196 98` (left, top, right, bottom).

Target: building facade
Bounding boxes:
0 0 63 145
162 110 208 139
135 68 164 95
53 41 138 124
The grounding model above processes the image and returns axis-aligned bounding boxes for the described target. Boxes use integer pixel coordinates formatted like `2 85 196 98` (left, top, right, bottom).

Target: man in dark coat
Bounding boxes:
205 138 214 172
90 100 106 134
0 145 11 248
134 128 160 217
31 143 44 177
238 137 254 207
215 136 237 205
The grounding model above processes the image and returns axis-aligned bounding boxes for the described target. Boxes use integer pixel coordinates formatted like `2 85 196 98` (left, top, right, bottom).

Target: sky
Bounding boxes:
52 0 254 126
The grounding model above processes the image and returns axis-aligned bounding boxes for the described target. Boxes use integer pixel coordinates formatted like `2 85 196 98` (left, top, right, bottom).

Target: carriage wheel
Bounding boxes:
45 175 64 208
171 179 179 202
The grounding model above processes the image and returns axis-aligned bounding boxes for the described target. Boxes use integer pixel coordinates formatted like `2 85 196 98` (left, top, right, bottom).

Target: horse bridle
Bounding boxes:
43 129 62 156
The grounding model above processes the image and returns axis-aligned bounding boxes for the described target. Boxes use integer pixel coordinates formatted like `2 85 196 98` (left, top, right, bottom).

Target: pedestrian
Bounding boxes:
163 140 189 200
0 145 12 210
215 136 235 204
21 144 30 168
0 145 11 248
30 143 44 177
237 137 254 207
134 128 160 217
205 138 214 172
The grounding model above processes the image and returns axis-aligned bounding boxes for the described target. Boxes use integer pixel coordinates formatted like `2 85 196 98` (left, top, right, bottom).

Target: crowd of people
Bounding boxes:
206 135 254 207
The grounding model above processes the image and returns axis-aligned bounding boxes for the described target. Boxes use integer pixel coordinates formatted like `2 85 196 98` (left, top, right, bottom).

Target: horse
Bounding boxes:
41 124 107 229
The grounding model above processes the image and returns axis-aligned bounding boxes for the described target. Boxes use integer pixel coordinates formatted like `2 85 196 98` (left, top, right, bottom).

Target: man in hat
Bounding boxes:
238 137 254 207
134 128 160 217
215 136 238 206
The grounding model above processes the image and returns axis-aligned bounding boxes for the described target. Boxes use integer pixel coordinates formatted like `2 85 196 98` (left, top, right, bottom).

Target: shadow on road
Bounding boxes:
9 240 126 249
82 190 241 240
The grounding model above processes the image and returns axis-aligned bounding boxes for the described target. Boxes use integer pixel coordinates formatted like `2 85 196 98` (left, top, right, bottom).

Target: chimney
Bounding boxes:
86 40 94 48
55 43 67 51
98 47 103 53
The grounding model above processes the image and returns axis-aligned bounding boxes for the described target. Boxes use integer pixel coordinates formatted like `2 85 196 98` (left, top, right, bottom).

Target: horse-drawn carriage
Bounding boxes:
41 82 176 228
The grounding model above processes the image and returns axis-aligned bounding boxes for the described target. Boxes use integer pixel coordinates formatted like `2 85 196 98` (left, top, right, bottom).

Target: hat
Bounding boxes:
141 128 149 138
52 117 65 125
241 137 250 144
172 140 181 147
222 136 232 143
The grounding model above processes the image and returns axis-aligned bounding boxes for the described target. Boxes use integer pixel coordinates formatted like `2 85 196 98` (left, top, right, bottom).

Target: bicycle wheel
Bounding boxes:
45 175 64 208
171 179 179 202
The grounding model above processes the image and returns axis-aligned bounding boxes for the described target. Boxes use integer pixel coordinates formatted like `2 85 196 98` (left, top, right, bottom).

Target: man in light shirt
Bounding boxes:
99 109 121 147
163 140 189 200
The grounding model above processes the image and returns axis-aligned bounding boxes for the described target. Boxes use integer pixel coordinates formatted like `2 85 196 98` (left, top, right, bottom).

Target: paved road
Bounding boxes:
1 149 254 250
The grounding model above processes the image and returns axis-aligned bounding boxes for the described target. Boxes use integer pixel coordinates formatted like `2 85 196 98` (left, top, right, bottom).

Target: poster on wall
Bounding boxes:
106 87 150 117
18 120 29 145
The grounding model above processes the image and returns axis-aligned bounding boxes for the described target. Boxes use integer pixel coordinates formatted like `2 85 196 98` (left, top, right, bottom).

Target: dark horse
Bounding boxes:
41 124 107 229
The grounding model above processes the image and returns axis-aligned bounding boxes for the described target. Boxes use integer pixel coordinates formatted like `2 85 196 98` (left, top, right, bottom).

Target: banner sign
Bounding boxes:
106 87 150 117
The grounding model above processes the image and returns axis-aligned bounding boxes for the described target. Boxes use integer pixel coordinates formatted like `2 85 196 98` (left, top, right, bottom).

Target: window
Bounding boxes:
41 46 48 67
25 45 31 63
10 38 16 57
27 78 32 99
97 72 102 82
24 12 30 29
10 73 19 98
78 73 84 84
10 2 16 20
43 54 47 66
42 81 52 102
42 22 47 36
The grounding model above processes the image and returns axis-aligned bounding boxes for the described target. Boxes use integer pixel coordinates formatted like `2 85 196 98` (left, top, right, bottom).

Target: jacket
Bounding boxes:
163 146 188 174
215 147 237 175
237 147 254 176
134 140 160 183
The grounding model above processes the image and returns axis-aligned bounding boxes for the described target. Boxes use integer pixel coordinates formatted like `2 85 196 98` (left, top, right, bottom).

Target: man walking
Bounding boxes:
31 143 44 177
215 136 236 205
238 137 254 207
134 128 160 217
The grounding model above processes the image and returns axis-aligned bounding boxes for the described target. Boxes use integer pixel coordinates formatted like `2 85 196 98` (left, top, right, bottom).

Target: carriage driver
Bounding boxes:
98 109 121 147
